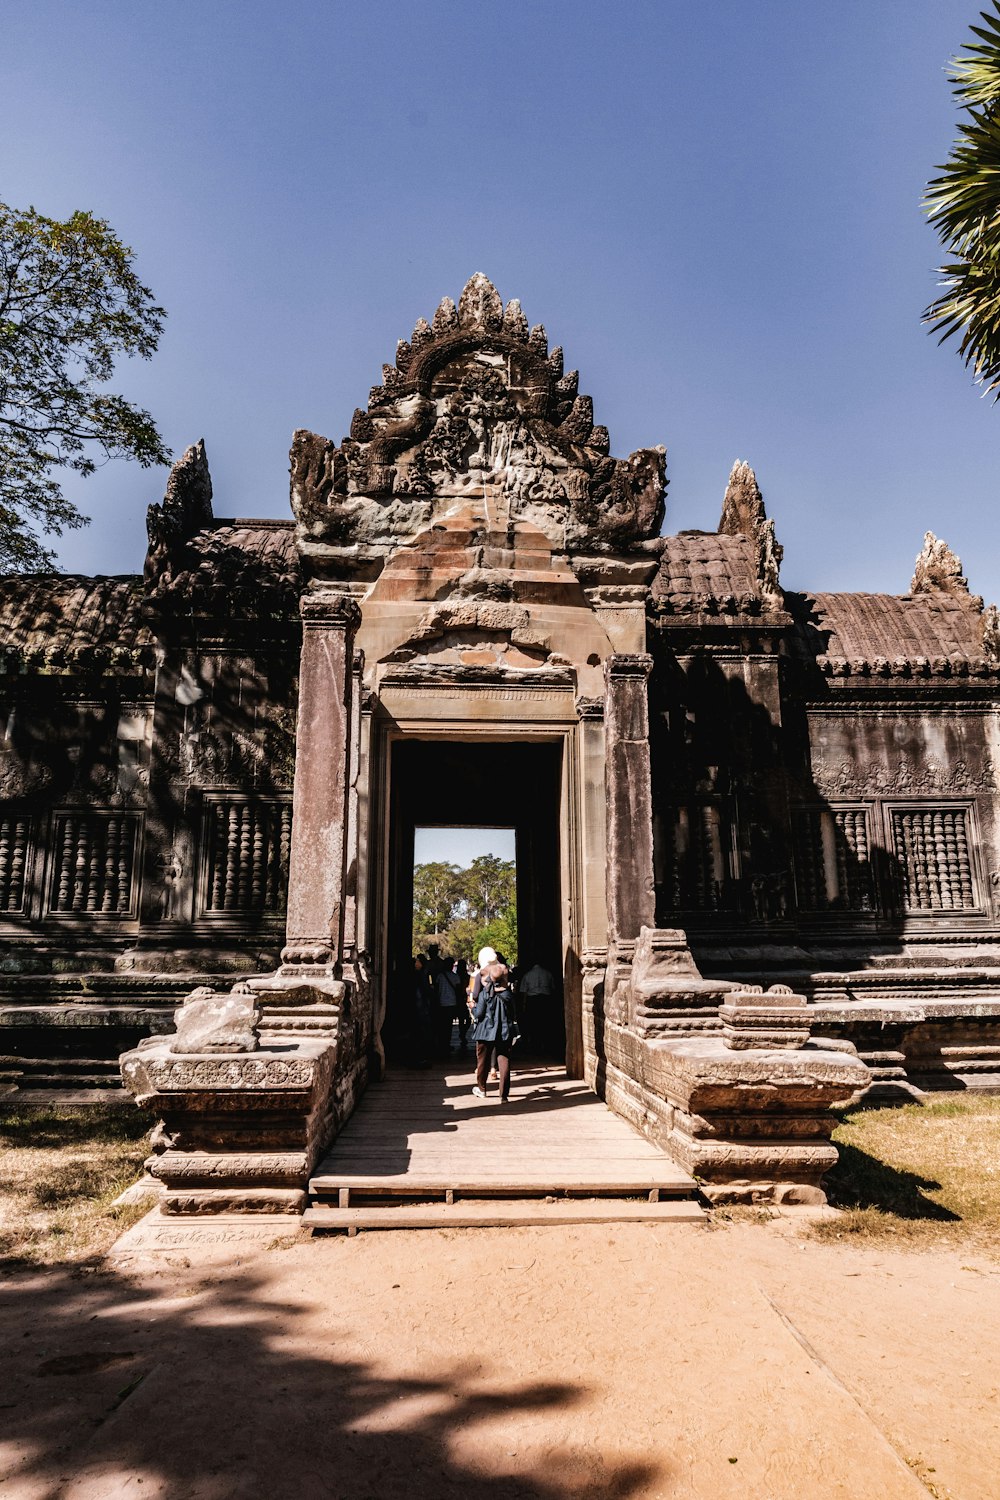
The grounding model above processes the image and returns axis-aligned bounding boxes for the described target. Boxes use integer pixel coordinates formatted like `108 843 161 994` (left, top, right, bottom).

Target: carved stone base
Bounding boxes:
120 970 369 1216
594 1021 867 1204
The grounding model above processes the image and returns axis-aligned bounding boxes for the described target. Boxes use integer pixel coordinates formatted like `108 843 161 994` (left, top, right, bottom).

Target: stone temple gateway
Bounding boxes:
3 273 1000 1211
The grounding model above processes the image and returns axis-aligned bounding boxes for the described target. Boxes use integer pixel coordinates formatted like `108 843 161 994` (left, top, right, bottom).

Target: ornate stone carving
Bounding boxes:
811 752 996 798
911 531 977 600
169 989 261 1054
718 460 783 609
145 440 214 586
137 1054 315 1090
291 274 666 555
299 591 362 627
983 603 1000 663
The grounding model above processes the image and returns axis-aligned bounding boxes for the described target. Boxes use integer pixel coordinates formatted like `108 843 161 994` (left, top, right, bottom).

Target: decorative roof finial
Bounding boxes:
911 532 970 596
719 460 783 608
145 440 214 585
719 460 767 538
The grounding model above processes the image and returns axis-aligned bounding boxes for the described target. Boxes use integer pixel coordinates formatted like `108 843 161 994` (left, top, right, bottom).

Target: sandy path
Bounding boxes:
0 1216 995 1499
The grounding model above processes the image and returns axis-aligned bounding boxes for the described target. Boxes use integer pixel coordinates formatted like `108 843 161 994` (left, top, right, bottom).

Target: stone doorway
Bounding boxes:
382 738 565 1064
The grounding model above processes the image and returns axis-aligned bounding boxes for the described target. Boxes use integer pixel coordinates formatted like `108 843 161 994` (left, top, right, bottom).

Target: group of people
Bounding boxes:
409 945 556 1102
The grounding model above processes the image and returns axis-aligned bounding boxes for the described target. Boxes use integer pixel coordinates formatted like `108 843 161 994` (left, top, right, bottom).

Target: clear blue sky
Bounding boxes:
3 2 998 599
414 827 516 867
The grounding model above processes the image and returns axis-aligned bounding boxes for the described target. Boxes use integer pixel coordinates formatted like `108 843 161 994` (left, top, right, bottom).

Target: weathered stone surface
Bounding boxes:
168 990 260 1054
5 271 1000 1221
911 531 972 598
720 984 810 1050
597 1024 867 1203
716 459 783 608
281 590 360 975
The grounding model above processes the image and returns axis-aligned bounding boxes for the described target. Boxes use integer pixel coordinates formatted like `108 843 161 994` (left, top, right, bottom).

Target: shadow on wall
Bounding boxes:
0 1260 662 1498
650 650 907 984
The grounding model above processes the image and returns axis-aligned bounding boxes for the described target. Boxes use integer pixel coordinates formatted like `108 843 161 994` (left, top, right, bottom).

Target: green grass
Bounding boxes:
0 1102 152 1269
812 1094 1000 1253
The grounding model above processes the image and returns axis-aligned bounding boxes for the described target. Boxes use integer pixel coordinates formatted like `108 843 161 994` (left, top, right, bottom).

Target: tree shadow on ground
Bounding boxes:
0 1254 662 1499
822 1140 960 1222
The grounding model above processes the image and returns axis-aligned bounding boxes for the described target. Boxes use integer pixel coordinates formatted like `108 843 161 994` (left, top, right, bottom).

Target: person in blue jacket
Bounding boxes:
469 960 519 1102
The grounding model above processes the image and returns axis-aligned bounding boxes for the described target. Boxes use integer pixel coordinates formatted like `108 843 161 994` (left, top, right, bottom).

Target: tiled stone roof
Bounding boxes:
173 519 299 588
0 575 150 660
805 591 985 663
145 518 301 618
652 531 758 605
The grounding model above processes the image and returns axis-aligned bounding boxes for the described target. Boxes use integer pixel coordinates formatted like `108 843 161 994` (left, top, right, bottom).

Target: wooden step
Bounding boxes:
310 1172 692 1199
304 1198 706 1233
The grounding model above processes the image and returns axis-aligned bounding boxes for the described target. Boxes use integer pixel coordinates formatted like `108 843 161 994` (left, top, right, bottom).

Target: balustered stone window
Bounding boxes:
658 802 727 911
890 806 977 912
0 814 33 913
793 806 875 913
48 812 140 916
200 797 292 916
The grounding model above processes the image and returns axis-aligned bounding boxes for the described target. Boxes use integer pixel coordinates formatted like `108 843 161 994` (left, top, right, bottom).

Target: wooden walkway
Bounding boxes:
305 1061 701 1232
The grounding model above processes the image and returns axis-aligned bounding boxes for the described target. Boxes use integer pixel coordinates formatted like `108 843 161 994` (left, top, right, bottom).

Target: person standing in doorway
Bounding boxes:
469 960 518 1102
516 958 556 1051
434 956 461 1059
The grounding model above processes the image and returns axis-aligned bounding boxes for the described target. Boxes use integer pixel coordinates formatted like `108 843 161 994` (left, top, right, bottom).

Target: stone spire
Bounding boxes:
144 439 214 584
911 532 970 597
718 460 783 608
719 460 767 538
983 603 1000 663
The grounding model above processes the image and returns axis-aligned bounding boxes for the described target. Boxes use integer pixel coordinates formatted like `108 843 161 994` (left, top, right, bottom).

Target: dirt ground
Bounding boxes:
1 1212 997 1500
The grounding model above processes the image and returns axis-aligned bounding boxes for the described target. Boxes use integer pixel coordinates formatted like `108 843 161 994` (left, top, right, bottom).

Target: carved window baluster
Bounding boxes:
101 818 118 912
891 808 977 913
48 813 138 916
202 798 291 916
793 810 824 910
210 805 227 909
236 806 253 908
223 805 240 909
0 816 31 913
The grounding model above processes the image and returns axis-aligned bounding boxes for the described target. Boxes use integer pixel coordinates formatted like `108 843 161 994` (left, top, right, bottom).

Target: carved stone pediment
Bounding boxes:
291 274 666 560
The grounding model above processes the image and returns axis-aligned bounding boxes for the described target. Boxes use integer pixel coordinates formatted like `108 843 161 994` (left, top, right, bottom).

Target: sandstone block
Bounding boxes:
169 990 260 1054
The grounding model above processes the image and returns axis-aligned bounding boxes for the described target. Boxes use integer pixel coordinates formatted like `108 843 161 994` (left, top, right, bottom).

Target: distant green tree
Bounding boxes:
412 854 518 963
412 861 462 949
925 2 1000 394
459 855 516 925
0 199 169 570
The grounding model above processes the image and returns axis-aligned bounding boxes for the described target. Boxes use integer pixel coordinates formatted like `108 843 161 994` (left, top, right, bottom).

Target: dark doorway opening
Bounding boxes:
384 739 564 1065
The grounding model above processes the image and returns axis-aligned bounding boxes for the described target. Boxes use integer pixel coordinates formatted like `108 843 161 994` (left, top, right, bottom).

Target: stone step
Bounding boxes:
3 1087 127 1107
909 1073 1000 1093
15 1055 120 1075
303 1198 706 1233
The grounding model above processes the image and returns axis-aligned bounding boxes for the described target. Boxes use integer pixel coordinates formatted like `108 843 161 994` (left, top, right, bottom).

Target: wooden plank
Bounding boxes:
310 1177 692 1198
304 1199 706 1232
309 1062 696 1205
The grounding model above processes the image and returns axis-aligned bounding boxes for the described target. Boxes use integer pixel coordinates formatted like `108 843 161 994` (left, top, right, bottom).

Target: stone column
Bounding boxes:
281 591 361 974
604 654 656 950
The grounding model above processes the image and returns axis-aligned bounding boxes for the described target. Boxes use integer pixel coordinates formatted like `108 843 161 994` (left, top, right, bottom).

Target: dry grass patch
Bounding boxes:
0 1102 151 1269
813 1094 1000 1253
